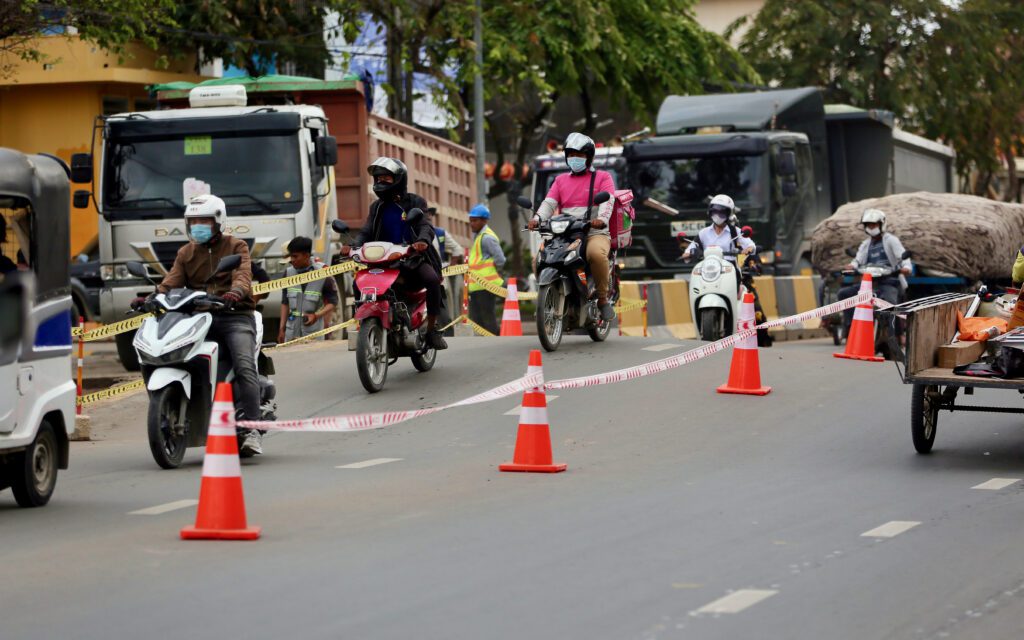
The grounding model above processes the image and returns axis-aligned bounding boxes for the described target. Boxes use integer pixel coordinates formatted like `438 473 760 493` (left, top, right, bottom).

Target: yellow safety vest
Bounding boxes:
468 226 503 293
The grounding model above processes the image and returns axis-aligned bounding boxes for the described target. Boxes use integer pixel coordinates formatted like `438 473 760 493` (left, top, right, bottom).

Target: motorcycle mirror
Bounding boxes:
593 191 612 205
844 247 857 258
213 254 242 275
516 195 533 210
125 260 149 279
332 219 350 234
406 207 424 224
741 225 753 238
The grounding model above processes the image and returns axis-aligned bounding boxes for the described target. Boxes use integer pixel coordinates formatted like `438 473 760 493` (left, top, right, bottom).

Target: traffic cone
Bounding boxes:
717 293 772 396
834 274 884 363
499 277 523 336
181 383 261 540
499 350 566 473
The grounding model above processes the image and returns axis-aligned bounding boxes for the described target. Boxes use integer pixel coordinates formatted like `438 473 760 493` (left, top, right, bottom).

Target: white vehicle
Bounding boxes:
687 245 744 342
125 257 277 469
0 149 76 507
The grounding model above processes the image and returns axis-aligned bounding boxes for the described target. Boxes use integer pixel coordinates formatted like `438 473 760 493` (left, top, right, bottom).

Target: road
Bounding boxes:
5 334 1024 639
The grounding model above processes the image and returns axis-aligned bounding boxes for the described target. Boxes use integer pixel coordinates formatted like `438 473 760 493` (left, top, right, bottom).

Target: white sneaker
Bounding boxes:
239 430 263 457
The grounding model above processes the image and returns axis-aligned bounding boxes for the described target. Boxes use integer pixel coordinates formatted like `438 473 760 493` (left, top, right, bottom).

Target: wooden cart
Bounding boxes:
886 293 1024 453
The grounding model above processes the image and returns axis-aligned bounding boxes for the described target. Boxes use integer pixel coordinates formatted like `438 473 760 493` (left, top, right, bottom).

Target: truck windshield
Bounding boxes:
102 133 303 218
625 155 768 217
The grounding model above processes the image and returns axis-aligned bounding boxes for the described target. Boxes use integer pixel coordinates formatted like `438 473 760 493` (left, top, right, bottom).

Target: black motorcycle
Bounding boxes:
518 192 619 352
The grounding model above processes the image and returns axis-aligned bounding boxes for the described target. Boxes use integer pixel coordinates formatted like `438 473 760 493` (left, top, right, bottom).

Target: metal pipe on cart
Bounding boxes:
642 284 649 337
76 315 84 415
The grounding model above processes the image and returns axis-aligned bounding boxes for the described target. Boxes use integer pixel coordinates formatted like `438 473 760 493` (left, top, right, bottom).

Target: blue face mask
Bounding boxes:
567 157 588 173
190 224 213 244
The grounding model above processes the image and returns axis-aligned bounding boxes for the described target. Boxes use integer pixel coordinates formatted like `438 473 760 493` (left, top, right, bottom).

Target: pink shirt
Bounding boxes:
536 169 617 237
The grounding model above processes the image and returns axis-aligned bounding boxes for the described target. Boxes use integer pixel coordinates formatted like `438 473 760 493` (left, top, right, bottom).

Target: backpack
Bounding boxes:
609 189 636 249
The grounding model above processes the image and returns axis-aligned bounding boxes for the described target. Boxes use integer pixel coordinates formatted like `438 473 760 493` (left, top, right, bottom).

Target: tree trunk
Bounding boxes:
386 10 402 120
1003 143 1019 203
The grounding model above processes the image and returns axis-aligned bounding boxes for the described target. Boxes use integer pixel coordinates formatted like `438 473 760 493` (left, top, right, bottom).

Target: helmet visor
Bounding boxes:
708 205 732 217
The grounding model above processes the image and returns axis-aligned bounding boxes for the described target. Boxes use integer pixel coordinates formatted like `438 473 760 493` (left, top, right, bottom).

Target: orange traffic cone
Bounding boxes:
181 383 261 540
834 273 884 363
717 292 772 396
499 350 566 473
499 277 523 337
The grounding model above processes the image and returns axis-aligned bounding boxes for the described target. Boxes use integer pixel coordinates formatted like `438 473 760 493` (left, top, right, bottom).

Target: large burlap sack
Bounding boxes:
810 192 1024 281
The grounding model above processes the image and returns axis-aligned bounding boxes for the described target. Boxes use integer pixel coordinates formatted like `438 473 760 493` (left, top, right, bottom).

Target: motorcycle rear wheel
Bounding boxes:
147 385 188 469
537 285 564 352
357 319 389 393
411 332 436 372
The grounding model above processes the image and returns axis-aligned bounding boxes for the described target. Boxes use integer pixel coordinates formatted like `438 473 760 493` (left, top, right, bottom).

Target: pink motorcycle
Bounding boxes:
332 218 437 392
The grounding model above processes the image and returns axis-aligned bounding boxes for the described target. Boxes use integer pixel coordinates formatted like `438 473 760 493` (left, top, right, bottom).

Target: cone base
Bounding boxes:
180 525 261 540
833 352 884 363
498 462 567 473
717 384 772 396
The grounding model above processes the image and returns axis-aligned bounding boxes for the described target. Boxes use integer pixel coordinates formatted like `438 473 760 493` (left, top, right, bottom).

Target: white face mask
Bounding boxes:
866 227 881 237
711 214 727 226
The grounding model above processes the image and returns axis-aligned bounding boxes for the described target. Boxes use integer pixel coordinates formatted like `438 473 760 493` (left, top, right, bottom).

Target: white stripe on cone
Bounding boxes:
735 299 757 350
201 452 242 478
208 424 237 437
853 305 874 322
519 405 548 425
507 280 519 302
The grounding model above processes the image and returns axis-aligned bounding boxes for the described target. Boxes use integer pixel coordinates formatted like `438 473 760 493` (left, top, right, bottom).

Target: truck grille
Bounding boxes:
152 241 188 271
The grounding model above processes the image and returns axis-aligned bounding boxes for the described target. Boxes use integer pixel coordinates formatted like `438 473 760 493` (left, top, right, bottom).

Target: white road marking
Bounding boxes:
336 458 404 469
643 343 682 352
129 499 198 515
504 395 559 415
694 589 778 615
972 478 1020 491
861 521 921 538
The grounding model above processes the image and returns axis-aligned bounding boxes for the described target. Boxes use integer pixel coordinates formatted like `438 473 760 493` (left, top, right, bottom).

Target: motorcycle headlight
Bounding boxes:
550 220 570 234
565 251 578 264
138 343 192 366
363 245 386 261
702 258 722 282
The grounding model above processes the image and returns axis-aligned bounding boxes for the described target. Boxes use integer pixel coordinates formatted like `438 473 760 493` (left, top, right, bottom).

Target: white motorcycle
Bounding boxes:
680 235 754 341
125 257 276 469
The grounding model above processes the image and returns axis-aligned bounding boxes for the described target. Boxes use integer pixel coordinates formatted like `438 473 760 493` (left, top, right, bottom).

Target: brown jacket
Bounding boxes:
157 234 255 309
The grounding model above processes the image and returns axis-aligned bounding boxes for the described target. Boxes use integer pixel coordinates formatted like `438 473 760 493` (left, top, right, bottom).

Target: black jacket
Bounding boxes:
355 192 442 275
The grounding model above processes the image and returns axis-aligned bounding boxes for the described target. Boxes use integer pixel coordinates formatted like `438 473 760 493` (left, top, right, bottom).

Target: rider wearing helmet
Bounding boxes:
682 194 755 266
838 208 912 330
341 157 448 349
528 132 617 320
148 194 265 455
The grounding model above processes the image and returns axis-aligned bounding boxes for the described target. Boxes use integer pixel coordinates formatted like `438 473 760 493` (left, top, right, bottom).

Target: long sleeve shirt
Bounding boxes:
535 169 616 238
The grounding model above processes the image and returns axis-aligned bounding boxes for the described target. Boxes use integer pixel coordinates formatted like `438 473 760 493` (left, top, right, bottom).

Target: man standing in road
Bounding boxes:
427 207 464 336
278 236 338 343
467 204 505 335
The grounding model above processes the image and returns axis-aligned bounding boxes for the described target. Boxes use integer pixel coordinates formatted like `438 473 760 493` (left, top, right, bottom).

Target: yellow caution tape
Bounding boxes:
465 272 539 301
79 314 152 342
252 260 362 295
267 318 358 350
463 317 497 337
72 326 83 337
77 379 146 406
614 298 647 313
442 264 469 277
440 314 465 332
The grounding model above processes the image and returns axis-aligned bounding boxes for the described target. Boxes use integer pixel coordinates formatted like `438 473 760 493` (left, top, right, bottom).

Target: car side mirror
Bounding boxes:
406 207 424 224
214 254 242 274
315 136 338 166
125 260 149 279
516 195 533 210
332 219 350 234
593 191 612 205
776 149 797 177
70 153 93 184
73 190 91 209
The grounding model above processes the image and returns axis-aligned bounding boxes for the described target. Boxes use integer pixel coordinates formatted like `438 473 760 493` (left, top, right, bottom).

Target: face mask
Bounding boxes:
190 223 213 244
711 214 727 226
567 157 588 173
866 227 881 237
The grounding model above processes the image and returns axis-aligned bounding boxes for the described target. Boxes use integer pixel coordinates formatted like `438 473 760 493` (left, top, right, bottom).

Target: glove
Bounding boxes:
412 241 428 253
221 291 242 305
131 293 155 312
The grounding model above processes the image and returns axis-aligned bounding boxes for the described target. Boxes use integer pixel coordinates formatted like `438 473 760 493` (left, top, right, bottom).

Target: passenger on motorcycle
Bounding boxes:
528 132 617 321
838 208 912 328
340 157 448 350
139 194 265 456
682 194 754 287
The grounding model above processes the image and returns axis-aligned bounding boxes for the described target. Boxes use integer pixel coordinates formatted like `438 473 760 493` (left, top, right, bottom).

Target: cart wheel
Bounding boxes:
911 384 938 454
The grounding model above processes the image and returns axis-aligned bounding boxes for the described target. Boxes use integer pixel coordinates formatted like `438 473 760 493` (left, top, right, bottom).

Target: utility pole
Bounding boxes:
473 0 486 204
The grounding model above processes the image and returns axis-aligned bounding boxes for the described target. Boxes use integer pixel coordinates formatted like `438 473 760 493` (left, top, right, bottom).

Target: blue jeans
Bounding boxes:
208 313 260 422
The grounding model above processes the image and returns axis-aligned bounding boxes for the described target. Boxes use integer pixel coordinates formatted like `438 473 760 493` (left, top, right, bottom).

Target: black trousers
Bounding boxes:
469 290 501 335
401 261 443 317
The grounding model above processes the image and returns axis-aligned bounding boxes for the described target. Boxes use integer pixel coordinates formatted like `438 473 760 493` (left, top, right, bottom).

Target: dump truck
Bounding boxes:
618 87 954 278
70 75 476 370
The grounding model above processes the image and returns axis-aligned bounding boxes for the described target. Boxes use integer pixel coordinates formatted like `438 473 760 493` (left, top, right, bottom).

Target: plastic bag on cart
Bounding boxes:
954 344 1024 379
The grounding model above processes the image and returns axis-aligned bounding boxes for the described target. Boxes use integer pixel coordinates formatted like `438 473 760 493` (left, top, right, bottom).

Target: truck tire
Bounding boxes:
9 421 59 507
115 330 141 372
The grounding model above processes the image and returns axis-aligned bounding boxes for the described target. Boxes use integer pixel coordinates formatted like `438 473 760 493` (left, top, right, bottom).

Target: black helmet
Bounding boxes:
368 157 408 201
564 132 596 172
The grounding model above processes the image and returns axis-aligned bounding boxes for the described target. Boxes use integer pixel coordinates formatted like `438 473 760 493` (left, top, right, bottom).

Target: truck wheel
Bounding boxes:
148 386 189 469
115 330 141 372
357 319 388 393
9 421 59 507
911 384 938 454
700 308 724 342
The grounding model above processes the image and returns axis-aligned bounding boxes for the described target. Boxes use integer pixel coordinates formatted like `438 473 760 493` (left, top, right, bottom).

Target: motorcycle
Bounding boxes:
331 214 437 393
125 257 277 469
832 247 913 359
679 233 765 343
517 192 620 352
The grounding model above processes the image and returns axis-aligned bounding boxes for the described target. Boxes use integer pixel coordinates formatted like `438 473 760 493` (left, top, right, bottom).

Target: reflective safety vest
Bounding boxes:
468 225 502 293
284 264 326 341
435 226 447 262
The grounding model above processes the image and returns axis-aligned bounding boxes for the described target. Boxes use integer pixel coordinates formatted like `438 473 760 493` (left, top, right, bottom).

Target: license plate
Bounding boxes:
620 255 646 269
670 220 705 237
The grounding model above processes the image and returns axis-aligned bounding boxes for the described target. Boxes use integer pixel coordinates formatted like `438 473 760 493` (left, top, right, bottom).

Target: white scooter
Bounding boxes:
681 236 748 342
125 257 276 469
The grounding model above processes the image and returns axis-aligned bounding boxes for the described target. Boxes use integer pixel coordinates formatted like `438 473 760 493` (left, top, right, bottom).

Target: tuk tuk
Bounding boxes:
0 148 76 507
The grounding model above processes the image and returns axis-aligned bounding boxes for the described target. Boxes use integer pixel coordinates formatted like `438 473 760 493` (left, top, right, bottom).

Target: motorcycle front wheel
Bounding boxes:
699 308 726 342
536 284 565 352
357 318 389 392
147 385 189 469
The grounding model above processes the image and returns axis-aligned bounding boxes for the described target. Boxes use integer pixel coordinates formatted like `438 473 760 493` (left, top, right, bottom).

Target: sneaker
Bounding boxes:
426 330 448 350
600 301 616 321
239 429 263 457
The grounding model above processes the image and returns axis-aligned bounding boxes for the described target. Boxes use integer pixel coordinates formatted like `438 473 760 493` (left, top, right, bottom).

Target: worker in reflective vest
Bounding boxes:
277 236 338 343
467 204 506 335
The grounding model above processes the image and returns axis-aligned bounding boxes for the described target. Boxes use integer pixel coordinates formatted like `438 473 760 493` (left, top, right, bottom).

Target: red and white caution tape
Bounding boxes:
238 371 542 433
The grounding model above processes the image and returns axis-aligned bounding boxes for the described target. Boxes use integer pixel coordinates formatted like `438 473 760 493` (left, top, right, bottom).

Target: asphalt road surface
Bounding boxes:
5 334 1024 640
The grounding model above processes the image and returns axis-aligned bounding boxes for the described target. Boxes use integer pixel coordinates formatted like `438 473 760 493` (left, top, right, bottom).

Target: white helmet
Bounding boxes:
708 194 737 220
860 208 886 232
184 194 226 242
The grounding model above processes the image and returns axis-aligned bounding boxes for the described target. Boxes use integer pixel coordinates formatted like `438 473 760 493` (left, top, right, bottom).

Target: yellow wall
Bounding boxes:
0 36 207 256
